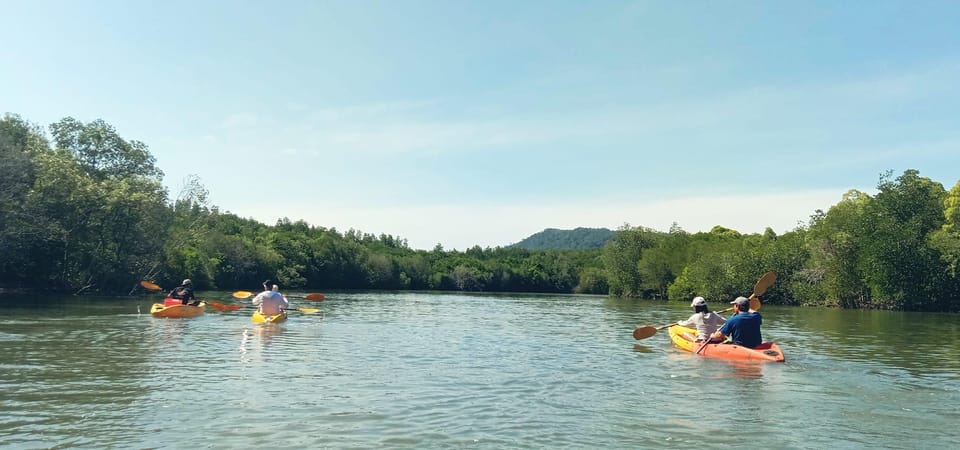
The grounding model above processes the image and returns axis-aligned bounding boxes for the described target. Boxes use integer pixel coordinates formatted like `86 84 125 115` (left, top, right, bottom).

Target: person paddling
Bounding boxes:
676 296 726 342
252 280 289 315
167 279 199 306
709 296 762 348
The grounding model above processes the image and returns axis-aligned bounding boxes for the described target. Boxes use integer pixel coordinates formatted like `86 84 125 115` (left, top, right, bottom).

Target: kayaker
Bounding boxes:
676 296 726 342
252 280 289 315
167 279 199 306
709 296 762 348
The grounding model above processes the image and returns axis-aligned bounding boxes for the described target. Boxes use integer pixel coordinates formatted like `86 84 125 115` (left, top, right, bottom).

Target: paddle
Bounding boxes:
261 306 320 314
140 280 234 311
633 305 736 340
202 301 319 314
139 280 162 291
631 271 776 341
695 271 776 354
232 290 325 301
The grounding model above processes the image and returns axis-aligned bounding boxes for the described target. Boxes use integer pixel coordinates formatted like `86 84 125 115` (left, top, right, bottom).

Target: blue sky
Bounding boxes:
3 1 959 249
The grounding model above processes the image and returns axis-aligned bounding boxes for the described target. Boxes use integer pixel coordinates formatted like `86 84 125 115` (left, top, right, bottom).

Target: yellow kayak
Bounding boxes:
252 310 287 324
150 302 206 318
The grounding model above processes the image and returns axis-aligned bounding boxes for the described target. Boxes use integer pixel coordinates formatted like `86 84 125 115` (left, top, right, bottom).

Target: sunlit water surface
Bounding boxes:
1 292 958 449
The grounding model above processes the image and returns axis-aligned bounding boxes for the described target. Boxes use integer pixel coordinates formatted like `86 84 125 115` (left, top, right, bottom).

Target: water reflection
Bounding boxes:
3 292 960 449
632 344 656 353
238 323 286 362
713 359 765 379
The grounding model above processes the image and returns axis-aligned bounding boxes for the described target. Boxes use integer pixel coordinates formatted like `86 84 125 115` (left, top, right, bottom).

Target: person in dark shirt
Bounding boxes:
168 279 199 306
709 296 762 348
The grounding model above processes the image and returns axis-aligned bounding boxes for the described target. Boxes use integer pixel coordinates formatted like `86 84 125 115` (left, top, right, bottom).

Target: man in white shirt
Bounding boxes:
252 280 289 315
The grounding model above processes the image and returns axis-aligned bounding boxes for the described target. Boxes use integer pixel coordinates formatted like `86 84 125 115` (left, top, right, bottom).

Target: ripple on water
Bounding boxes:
2 294 959 449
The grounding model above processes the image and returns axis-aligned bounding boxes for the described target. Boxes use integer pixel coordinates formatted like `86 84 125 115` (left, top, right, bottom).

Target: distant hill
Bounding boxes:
508 227 615 250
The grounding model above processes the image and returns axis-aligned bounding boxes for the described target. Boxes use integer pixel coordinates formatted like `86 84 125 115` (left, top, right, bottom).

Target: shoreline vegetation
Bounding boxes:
2 113 959 312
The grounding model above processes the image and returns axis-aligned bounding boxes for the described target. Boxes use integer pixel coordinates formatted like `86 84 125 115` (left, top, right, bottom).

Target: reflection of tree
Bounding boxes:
773 306 960 376
2 295 154 441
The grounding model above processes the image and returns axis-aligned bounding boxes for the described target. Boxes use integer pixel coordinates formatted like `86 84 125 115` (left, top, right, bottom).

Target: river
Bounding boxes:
1 291 958 449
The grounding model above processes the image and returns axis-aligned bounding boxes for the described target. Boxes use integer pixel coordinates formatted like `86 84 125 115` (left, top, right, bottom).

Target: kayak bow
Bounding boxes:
150 301 206 318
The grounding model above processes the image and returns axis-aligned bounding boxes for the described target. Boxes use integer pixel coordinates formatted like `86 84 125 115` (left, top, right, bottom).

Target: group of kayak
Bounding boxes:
144 279 322 324
633 271 785 363
149 301 290 323
147 274 785 361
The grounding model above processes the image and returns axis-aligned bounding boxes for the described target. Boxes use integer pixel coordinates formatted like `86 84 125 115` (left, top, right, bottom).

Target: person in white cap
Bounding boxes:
676 296 726 342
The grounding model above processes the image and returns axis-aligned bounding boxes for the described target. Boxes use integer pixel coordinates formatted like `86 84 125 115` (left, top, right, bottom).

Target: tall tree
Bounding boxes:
860 170 947 310
0 115 50 284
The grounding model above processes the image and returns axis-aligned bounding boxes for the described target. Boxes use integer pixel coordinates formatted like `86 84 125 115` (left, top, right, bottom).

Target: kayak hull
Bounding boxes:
150 302 206 318
668 324 785 362
252 310 287 324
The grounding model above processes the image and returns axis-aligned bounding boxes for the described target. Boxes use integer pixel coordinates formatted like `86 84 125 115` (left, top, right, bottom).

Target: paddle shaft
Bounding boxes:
232 291 324 301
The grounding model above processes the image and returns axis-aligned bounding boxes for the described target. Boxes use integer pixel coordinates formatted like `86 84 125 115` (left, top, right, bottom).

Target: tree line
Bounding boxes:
1 114 958 311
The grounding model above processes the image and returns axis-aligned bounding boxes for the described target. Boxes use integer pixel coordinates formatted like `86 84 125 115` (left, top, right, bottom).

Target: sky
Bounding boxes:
3 1 959 250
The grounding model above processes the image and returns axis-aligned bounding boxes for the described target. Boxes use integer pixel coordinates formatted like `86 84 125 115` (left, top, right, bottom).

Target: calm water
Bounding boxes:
1 291 958 449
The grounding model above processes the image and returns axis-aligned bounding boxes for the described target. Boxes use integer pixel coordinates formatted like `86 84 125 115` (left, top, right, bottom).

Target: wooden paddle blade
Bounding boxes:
207 301 230 312
296 308 319 313
749 296 762 311
232 291 254 299
752 271 777 297
633 326 657 340
140 280 162 291
303 293 325 301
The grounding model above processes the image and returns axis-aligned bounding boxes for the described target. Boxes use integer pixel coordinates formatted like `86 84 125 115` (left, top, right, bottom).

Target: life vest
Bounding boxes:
169 286 192 300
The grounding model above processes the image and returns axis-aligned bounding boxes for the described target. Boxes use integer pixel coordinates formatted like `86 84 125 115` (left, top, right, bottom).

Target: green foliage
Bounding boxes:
0 115 48 283
3 114 960 311
574 267 608 294
857 170 948 310
603 225 663 297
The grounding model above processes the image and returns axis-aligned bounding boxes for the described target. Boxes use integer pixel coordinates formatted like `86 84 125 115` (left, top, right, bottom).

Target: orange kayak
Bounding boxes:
150 302 206 318
668 324 785 362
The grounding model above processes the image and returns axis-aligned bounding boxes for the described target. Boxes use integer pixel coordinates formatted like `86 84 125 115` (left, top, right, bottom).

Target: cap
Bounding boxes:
690 296 707 307
730 296 750 308
182 279 192 285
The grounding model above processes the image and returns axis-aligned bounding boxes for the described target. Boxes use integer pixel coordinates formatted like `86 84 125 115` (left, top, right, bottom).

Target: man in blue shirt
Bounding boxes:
709 296 762 348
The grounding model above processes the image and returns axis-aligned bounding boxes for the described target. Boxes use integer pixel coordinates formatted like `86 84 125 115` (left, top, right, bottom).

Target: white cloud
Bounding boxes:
258 61 960 160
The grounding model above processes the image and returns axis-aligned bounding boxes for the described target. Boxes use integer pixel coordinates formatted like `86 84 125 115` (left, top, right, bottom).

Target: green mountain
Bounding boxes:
508 227 615 250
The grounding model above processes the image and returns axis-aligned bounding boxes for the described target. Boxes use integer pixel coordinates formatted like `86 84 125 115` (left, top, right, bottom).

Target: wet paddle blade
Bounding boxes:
303 293 325 301
747 271 775 311
140 280 162 291
208 301 243 311
206 302 227 311
296 308 319 313
633 326 657 340
232 291 254 299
